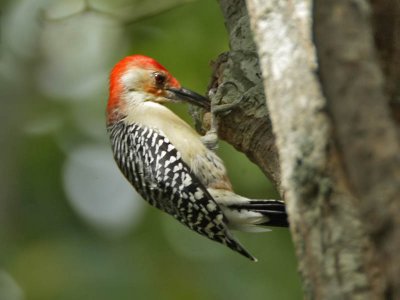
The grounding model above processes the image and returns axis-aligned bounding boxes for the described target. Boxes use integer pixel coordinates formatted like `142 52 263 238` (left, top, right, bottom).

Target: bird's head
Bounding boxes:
107 54 209 123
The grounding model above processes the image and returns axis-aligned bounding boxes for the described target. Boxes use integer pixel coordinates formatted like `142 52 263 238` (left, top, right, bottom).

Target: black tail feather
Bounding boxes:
228 200 289 228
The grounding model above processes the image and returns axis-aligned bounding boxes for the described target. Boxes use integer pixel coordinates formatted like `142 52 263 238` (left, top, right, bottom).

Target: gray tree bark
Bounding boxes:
195 0 400 299
191 0 281 187
313 1 400 298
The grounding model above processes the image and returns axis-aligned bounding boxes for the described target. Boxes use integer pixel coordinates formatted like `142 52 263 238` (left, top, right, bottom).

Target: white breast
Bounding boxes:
124 101 208 165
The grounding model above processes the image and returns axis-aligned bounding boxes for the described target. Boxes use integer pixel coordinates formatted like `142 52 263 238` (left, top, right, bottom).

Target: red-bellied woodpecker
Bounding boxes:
106 54 288 261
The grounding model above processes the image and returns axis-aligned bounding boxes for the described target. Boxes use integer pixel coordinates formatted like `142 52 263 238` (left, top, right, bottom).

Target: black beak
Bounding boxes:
167 87 210 110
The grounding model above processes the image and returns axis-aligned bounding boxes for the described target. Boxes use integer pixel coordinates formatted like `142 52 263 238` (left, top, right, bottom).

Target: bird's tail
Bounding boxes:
225 199 288 231
208 189 289 232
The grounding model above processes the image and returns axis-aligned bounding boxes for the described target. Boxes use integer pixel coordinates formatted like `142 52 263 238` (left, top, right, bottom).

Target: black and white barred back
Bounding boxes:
108 121 256 261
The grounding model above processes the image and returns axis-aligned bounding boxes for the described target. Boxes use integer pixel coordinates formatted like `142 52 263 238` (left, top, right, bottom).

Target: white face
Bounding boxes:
120 68 168 108
120 68 149 92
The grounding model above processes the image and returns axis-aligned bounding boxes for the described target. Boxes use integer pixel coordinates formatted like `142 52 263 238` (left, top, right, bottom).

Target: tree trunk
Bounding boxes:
201 0 400 298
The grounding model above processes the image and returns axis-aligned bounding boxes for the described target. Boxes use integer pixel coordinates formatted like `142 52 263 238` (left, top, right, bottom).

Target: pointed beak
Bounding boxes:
166 87 210 110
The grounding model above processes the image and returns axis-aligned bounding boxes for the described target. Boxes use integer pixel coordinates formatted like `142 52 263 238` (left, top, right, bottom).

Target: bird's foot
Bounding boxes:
202 81 246 151
200 127 218 151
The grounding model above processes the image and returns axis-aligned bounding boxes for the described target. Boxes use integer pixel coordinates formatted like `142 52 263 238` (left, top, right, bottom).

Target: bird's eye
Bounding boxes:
154 72 166 87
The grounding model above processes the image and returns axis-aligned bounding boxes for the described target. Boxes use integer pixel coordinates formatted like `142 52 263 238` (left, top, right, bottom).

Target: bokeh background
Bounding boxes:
0 0 302 299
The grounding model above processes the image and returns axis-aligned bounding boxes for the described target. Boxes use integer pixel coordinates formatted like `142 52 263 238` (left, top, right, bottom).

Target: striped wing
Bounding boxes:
108 121 255 261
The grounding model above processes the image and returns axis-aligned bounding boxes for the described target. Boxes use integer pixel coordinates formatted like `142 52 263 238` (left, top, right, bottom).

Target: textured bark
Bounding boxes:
191 0 280 187
370 0 400 126
206 0 400 298
245 0 379 298
314 1 400 298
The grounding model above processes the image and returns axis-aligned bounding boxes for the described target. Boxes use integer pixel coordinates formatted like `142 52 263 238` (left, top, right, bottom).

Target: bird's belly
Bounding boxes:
190 151 232 190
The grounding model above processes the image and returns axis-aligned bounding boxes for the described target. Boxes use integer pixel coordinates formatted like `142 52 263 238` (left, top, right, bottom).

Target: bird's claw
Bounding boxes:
202 81 246 151
201 128 219 151
212 95 245 116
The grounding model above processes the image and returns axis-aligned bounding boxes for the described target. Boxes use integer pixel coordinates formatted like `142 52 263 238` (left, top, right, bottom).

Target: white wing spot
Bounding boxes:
183 174 192 186
164 156 176 167
206 201 217 211
194 188 204 199
151 134 158 146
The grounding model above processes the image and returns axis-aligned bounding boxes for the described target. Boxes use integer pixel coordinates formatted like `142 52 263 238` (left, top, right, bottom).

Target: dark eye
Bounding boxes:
154 72 166 87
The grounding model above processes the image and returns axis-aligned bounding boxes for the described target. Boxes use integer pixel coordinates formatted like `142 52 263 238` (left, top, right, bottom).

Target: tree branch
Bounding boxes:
191 0 281 187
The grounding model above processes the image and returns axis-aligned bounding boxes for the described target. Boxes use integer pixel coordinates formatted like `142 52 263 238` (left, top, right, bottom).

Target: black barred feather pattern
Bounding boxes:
228 199 289 228
108 121 256 261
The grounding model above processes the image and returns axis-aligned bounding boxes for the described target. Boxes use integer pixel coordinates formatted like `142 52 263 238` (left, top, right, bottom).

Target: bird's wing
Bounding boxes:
108 121 255 261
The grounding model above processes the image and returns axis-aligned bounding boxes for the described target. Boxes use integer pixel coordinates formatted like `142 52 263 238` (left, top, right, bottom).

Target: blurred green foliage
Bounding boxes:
0 0 302 299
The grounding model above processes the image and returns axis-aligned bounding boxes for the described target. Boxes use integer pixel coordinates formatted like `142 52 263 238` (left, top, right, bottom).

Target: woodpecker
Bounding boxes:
106 54 288 261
